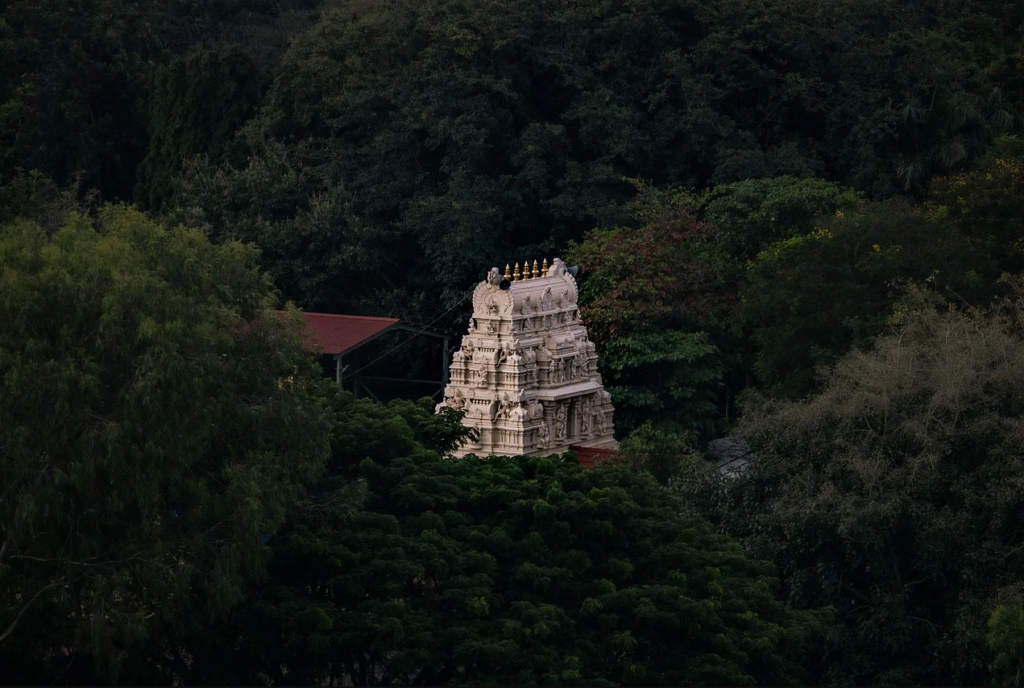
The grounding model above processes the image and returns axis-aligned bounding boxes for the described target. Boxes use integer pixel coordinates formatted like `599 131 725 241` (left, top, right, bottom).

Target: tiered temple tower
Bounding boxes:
438 258 616 458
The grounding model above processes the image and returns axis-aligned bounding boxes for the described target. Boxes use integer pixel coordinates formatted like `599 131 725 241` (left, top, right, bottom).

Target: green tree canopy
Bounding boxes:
0 205 331 683
569 183 730 440
683 284 1024 685
136 45 267 211
739 200 998 397
170 0 1023 321
182 389 829 686
989 603 1024 686
928 136 1024 274
702 176 860 265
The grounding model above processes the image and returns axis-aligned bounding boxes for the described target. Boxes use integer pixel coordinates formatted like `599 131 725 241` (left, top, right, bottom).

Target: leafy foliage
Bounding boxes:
0 0 150 201
928 136 1024 273
989 604 1024 686
136 46 267 211
183 389 828 686
166 0 1024 320
0 0 327 204
739 200 997 397
167 128 397 315
702 176 861 265
569 185 730 440
683 286 1024 685
0 206 331 683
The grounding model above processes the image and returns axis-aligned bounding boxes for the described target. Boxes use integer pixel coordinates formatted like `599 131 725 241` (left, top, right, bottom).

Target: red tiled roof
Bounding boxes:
279 311 400 356
570 445 623 469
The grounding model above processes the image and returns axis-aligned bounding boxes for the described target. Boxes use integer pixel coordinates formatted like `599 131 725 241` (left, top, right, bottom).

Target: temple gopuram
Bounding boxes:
438 258 616 458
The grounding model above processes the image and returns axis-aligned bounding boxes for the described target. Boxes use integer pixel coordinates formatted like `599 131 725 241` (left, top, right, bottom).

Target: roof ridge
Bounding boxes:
276 310 399 322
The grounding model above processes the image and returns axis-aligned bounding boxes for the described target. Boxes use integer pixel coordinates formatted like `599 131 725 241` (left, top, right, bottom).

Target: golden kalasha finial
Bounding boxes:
522 260 530 279
504 264 511 280
542 258 548 275
513 263 521 281
532 259 540 279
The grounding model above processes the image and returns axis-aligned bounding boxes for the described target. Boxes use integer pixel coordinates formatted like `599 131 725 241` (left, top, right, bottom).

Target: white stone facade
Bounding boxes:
438 258 616 458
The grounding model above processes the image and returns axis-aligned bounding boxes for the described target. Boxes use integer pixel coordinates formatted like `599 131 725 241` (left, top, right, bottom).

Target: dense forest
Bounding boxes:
3 0 1024 684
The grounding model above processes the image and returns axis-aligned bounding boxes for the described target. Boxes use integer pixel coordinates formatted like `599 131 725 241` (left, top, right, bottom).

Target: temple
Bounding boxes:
438 258 616 458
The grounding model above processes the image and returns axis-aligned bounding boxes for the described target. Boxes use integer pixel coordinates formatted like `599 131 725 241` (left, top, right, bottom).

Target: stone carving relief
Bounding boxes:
448 388 466 410
536 422 549 448
528 399 543 420
442 259 615 457
569 354 581 381
498 393 514 420
509 399 529 421
554 404 567 440
580 396 592 434
541 287 554 310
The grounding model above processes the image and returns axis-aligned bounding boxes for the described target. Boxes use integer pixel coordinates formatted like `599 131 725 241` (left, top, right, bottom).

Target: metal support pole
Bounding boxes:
335 355 343 386
353 351 360 399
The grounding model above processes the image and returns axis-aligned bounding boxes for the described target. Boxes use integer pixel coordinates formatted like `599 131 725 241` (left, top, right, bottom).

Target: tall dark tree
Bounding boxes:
136 46 266 211
569 183 731 440
0 205 331 683
0 0 151 201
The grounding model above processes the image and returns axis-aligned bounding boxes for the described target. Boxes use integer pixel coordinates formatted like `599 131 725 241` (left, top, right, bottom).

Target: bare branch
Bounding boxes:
0 579 66 644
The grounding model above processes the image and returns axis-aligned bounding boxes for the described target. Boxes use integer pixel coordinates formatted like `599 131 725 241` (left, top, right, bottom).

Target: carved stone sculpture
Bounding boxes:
448 388 466 410
580 397 592 434
569 354 581 381
536 422 550 448
442 259 616 457
554 404 567 440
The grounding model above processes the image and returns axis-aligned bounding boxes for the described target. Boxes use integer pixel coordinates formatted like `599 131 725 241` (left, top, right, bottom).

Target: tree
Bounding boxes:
183 389 829 686
683 284 1024 685
0 205 331 683
618 421 702 486
927 136 1024 274
166 127 398 315
989 603 1024 686
135 46 267 211
739 199 997 397
0 0 328 205
0 169 94 234
701 176 860 266
569 183 731 441
170 0 1023 324
0 0 151 202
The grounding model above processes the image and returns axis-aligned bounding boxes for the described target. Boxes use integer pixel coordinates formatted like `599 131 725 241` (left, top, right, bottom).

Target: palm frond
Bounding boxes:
895 158 925 191
937 140 967 170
